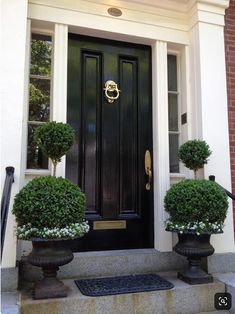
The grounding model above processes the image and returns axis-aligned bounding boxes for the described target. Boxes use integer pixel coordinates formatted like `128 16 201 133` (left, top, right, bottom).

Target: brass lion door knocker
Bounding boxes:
103 80 121 103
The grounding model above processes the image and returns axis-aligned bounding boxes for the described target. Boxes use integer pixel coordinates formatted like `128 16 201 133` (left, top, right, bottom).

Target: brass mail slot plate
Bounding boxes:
93 220 126 230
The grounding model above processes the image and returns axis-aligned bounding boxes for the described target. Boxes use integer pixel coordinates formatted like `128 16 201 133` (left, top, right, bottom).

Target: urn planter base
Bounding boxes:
33 267 68 299
177 257 213 285
27 239 74 299
173 233 215 285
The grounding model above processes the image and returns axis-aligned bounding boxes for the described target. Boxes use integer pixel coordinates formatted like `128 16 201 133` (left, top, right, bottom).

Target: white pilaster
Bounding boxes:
152 41 172 251
52 23 68 177
189 4 234 252
0 0 29 267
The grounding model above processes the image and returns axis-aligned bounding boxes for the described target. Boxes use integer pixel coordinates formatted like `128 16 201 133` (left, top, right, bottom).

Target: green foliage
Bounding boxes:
13 176 86 229
31 39 51 76
29 83 49 121
164 179 228 227
35 121 75 165
178 140 212 173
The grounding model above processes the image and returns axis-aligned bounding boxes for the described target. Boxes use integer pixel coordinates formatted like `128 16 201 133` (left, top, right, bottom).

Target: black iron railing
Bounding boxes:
1 167 14 258
209 175 235 201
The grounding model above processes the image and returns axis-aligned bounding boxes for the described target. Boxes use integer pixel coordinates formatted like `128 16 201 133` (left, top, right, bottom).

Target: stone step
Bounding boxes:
20 272 226 314
214 273 235 314
197 312 231 314
20 249 188 282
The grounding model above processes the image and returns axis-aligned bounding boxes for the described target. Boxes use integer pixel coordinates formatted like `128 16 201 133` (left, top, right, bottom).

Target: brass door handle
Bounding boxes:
104 80 121 103
146 168 152 191
145 150 152 191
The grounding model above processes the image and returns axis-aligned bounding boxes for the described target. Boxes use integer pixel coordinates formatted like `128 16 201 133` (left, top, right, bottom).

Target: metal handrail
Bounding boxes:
1 167 14 258
209 175 235 201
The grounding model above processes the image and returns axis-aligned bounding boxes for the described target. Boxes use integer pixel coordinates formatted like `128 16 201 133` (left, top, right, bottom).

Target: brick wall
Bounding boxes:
225 0 235 232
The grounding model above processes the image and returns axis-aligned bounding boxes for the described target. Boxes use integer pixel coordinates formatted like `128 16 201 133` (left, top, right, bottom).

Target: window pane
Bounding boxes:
30 34 52 76
169 134 179 173
29 78 50 121
168 94 178 131
168 55 177 91
27 124 48 169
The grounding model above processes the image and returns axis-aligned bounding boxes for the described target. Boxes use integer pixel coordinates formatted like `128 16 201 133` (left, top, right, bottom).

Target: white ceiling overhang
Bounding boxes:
29 0 230 42
84 0 230 13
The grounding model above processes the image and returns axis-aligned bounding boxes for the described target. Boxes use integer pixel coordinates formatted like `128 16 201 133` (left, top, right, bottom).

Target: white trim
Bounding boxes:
188 15 235 252
22 20 31 177
152 41 172 251
25 169 51 176
52 23 68 177
28 2 189 45
1 0 29 267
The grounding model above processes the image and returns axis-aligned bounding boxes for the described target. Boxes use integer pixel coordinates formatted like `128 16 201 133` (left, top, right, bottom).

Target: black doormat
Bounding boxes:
75 274 174 297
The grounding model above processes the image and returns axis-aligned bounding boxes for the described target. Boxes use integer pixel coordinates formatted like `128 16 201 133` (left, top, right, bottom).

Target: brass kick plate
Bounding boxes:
93 220 126 230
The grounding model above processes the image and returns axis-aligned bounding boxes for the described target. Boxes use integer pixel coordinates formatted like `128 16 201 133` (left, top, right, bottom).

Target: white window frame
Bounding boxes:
25 24 54 176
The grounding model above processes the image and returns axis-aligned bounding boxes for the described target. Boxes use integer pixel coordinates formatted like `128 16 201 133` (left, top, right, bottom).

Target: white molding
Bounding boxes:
189 15 235 252
188 0 229 11
28 2 189 45
188 0 228 30
21 19 31 179
1 0 29 267
29 0 188 23
152 41 172 251
25 169 51 176
52 23 68 178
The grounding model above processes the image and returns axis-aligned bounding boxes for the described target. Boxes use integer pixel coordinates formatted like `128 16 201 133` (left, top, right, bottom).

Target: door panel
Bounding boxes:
119 58 138 216
66 34 153 251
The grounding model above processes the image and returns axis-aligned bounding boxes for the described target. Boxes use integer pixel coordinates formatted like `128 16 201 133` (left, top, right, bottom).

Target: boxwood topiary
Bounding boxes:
35 121 75 176
178 140 211 178
12 176 89 239
164 179 228 234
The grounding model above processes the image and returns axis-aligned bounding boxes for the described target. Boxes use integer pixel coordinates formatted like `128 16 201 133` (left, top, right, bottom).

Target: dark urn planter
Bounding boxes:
174 232 214 284
27 238 74 299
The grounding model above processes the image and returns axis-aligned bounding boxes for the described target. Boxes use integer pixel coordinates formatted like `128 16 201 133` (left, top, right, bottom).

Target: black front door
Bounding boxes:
66 34 153 251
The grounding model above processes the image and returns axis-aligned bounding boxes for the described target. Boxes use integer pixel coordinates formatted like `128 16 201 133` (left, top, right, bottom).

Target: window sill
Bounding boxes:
170 173 186 184
25 169 51 176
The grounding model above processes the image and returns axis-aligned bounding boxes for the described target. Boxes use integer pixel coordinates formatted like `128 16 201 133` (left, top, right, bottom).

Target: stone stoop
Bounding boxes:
20 272 226 314
214 273 235 314
197 312 231 314
20 249 188 282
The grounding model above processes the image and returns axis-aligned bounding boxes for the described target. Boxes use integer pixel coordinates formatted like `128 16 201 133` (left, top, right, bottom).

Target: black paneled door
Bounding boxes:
66 34 153 251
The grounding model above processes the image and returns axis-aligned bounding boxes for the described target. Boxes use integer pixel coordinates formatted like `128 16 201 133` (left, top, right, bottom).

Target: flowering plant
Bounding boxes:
16 222 89 240
165 220 223 235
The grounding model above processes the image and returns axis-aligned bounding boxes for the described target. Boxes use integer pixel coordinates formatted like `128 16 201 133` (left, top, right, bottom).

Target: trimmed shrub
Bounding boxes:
35 121 75 168
164 179 228 232
178 140 211 175
13 176 85 229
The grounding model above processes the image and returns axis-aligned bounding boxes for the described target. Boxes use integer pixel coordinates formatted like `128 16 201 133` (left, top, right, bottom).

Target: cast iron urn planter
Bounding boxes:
27 238 74 299
174 232 214 284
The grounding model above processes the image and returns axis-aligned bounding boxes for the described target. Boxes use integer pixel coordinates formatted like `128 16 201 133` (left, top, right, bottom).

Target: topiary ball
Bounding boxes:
13 176 85 229
35 121 75 164
178 140 211 172
164 179 228 225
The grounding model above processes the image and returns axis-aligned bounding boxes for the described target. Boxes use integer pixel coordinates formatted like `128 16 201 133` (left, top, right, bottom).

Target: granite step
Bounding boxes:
20 249 188 282
20 272 226 314
197 312 231 314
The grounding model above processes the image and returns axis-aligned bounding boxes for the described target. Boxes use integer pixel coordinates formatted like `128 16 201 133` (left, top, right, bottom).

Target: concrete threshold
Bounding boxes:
20 272 226 314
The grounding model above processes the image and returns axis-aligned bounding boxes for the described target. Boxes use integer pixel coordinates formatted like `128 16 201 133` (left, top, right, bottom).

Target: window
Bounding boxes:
27 33 52 169
168 54 180 173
